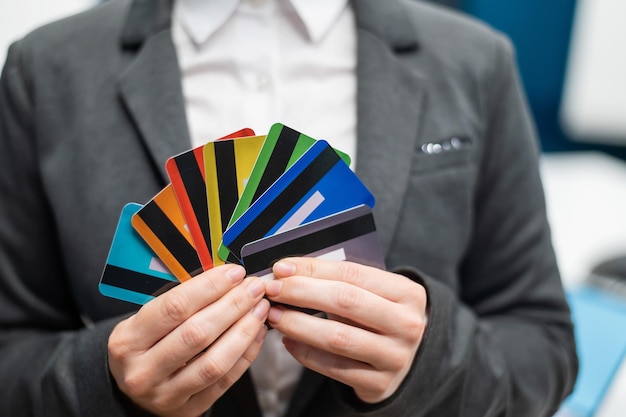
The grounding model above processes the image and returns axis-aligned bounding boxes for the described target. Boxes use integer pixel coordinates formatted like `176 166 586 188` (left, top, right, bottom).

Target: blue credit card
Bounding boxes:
217 123 350 263
99 203 179 305
222 140 375 261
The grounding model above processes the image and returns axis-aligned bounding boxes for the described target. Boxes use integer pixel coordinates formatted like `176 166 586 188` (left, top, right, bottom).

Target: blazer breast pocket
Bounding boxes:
411 135 476 174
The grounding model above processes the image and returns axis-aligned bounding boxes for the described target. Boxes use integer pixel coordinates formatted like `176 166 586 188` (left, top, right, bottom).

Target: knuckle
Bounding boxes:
162 292 191 323
327 355 347 378
180 320 210 350
122 372 150 398
337 262 362 284
334 285 360 311
198 357 228 384
215 371 237 393
404 282 427 305
413 283 427 302
241 345 259 366
108 321 134 360
152 395 180 413
386 349 410 371
299 258 318 277
108 336 128 362
403 311 426 342
239 320 259 341
150 397 168 412
329 322 352 351
202 272 221 294
241 329 265 364
370 377 391 398
228 292 250 318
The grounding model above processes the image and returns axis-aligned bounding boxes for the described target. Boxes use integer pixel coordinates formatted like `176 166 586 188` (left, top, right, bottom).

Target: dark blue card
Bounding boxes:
222 140 375 261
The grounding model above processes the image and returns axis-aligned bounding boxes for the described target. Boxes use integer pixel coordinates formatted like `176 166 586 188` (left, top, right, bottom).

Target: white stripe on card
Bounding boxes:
259 272 275 281
149 257 171 274
316 248 347 262
276 191 325 234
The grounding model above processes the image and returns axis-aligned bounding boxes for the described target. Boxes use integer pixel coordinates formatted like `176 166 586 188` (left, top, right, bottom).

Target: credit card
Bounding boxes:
241 205 385 278
222 140 374 261
166 129 256 270
204 135 265 265
165 146 212 269
218 124 351 262
132 185 202 282
217 128 255 141
99 203 179 305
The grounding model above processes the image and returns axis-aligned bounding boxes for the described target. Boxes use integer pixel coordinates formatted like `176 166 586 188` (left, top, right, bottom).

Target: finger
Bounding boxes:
143 278 267 381
181 325 267 417
132 322 268 417
280 336 379 397
125 264 247 350
265 275 411 334
268 306 404 369
272 258 419 303
165 300 270 404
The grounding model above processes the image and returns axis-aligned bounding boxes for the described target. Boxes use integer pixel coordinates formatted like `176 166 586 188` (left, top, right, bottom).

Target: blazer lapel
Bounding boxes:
118 0 191 183
118 3 258 416
353 0 426 255
287 2 426 416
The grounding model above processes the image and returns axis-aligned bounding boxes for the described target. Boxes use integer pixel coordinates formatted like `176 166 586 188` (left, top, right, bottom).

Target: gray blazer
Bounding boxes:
0 0 577 416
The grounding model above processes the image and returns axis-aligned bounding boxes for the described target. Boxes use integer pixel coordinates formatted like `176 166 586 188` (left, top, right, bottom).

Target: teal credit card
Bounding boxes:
99 203 179 305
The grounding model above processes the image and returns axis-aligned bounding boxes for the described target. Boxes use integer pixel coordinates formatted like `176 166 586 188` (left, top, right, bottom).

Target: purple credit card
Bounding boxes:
241 204 385 280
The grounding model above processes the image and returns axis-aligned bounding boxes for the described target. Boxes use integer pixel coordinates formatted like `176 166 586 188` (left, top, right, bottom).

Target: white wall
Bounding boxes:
0 0 95 68
561 0 626 144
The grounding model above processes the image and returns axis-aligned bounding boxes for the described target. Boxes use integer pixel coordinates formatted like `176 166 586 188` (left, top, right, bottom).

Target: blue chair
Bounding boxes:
459 0 626 159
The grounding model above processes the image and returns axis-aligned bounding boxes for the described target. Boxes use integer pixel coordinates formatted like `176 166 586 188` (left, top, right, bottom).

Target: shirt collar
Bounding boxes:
289 0 350 42
174 0 349 45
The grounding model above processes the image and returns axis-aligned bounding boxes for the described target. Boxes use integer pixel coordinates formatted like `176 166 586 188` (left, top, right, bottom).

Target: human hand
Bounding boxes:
265 258 427 404
108 264 269 417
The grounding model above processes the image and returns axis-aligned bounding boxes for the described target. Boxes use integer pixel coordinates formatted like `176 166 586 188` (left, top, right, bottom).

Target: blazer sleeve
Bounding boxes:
0 40 135 417
333 35 578 416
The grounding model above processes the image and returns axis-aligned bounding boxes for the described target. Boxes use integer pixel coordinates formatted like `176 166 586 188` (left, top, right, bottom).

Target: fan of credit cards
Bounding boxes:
99 123 385 305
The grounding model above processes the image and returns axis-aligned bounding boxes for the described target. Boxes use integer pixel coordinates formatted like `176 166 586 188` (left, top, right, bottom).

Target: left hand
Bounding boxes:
264 258 427 404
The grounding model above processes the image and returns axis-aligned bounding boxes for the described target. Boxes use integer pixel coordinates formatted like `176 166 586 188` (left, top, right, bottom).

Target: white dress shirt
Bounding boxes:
172 0 357 167
171 1 357 416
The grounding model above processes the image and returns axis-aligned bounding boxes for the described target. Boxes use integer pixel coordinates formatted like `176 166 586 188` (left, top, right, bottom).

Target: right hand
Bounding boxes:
108 264 269 417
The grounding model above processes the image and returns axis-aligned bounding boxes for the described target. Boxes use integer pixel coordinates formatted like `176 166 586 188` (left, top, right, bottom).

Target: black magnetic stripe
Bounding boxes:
252 125 300 202
226 251 242 265
176 152 211 251
243 212 376 273
214 141 239 233
137 201 202 275
228 145 340 257
101 264 179 297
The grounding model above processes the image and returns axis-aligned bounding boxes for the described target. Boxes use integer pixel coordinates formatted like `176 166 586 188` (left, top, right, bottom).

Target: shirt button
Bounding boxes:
256 72 272 90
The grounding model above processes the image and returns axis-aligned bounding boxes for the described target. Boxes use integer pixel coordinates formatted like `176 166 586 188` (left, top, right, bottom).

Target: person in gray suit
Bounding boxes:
0 0 577 416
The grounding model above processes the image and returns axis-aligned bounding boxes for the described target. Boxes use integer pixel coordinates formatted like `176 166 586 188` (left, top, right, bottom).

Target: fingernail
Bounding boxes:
273 261 296 276
252 299 270 321
247 278 265 297
268 307 283 324
226 265 246 284
265 279 282 297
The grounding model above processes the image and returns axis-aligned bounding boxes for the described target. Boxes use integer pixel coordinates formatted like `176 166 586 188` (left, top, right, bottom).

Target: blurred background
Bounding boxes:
1 1 625 416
